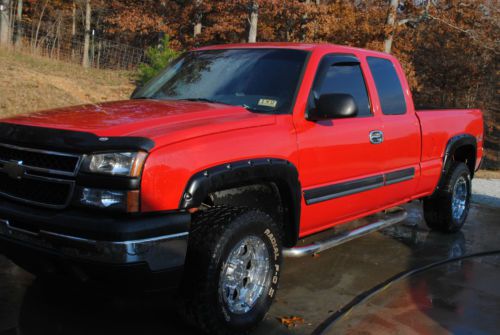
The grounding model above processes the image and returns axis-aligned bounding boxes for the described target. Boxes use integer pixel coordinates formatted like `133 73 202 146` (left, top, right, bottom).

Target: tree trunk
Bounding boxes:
8 0 13 31
0 0 12 46
50 13 61 58
96 39 101 68
384 0 398 53
14 0 21 47
248 1 258 43
71 0 76 59
33 0 48 52
82 0 91 68
193 0 202 37
193 22 202 37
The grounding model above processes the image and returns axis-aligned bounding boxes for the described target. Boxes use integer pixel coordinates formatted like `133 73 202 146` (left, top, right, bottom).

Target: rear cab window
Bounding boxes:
367 57 407 115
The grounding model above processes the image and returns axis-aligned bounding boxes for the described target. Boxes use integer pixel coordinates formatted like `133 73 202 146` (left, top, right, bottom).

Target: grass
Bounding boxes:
0 48 135 118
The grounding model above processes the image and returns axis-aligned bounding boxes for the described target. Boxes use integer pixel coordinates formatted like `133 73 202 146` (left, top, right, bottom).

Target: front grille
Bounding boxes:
0 172 72 207
0 144 80 174
0 144 81 209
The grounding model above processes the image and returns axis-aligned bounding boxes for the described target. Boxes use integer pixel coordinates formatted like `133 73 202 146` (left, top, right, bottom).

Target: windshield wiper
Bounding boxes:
178 98 232 106
241 105 275 114
176 99 276 114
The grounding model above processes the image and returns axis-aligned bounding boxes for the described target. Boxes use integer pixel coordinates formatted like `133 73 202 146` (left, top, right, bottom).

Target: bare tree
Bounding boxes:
248 1 258 43
14 0 21 47
82 0 91 68
384 0 398 53
71 0 76 59
0 0 11 46
33 0 48 51
50 11 62 58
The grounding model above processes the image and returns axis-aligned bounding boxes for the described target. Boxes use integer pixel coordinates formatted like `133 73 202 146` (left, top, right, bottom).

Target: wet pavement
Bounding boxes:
0 201 499 335
328 254 500 334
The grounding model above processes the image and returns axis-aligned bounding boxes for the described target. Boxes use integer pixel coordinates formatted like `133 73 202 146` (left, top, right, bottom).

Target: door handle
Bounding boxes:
369 130 384 144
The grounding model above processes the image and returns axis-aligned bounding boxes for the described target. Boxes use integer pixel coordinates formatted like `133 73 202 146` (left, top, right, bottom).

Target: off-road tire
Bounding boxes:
423 162 472 233
178 207 283 335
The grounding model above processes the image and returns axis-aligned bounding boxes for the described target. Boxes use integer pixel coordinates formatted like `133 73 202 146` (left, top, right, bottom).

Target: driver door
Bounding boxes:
295 54 386 235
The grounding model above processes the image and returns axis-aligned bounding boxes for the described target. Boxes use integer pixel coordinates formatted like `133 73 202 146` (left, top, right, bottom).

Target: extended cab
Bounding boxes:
0 43 483 334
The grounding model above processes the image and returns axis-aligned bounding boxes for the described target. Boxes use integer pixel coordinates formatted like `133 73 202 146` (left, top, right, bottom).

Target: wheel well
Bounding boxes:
204 182 297 247
180 158 302 247
453 144 476 177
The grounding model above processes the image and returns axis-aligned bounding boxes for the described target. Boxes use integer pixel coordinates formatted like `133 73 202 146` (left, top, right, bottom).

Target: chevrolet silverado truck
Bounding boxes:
0 43 483 334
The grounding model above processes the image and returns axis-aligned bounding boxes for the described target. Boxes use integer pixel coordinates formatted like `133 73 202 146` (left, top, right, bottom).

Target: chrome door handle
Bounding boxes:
369 130 384 144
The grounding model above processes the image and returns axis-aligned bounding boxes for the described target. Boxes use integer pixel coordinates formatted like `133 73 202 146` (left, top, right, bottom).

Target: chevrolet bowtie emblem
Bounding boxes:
4 160 25 180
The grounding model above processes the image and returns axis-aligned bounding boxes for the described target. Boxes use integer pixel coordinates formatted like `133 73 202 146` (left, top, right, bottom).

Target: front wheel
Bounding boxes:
179 207 283 335
423 162 472 233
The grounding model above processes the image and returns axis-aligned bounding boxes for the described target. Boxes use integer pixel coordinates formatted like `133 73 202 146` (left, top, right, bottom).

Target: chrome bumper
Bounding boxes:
0 219 188 271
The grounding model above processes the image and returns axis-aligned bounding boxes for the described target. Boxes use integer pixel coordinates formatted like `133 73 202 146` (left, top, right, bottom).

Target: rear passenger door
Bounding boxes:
366 56 421 204
296 54 386 235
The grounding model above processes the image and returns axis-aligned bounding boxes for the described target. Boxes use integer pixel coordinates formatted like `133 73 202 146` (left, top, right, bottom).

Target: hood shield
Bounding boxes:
0 122 155 153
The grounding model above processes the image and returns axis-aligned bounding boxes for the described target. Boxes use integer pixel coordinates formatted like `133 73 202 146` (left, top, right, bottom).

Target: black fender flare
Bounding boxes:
179 158 302 246
436 134 477 192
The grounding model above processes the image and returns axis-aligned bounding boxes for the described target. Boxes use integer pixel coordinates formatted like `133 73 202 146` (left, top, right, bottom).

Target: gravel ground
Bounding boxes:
472 178 500 209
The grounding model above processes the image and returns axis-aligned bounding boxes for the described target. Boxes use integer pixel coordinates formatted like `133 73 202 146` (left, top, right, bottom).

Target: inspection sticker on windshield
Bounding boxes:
258 99 278 108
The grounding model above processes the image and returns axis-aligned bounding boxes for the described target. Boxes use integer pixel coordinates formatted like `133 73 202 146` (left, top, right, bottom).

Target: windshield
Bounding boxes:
132 48 308 114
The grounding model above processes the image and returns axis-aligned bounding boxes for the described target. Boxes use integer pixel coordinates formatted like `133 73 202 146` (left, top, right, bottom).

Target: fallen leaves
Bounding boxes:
277 315 305 328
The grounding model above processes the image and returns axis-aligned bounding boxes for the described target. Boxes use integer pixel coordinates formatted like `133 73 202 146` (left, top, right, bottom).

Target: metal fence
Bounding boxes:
9 21 147 70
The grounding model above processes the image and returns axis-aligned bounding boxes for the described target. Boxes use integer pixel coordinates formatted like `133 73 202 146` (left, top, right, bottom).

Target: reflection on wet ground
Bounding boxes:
328 254 500 334
0 202 499 335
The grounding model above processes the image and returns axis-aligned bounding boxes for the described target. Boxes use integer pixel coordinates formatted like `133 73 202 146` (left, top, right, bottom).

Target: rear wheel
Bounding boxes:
423 162 472 233
179 207 282 335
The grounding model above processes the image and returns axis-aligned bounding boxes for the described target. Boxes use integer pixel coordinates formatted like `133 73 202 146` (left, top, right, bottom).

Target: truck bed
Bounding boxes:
416 108 483 167
414 109 483 197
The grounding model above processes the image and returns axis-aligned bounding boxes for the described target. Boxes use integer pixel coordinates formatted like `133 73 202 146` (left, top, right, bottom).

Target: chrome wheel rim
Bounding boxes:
219 235 271 314
452 176 468 220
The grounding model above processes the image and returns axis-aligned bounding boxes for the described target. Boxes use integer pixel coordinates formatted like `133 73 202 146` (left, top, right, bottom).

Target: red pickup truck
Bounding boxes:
0 43 483 334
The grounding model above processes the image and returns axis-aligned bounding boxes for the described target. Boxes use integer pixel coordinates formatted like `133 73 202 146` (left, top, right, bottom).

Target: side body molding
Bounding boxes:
179 158 302 246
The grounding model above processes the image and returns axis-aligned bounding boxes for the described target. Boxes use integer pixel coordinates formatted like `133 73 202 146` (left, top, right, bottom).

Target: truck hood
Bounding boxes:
2 100 276 148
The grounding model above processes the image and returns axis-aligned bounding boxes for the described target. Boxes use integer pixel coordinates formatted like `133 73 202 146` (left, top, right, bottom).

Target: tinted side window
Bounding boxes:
367 57 406 115
317 64 371 117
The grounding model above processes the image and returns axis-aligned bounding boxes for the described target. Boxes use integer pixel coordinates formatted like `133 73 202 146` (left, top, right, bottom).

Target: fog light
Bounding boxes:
78 188 140 212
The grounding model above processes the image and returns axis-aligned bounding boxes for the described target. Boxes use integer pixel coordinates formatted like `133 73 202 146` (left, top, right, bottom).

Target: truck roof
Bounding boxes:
194 42 391 58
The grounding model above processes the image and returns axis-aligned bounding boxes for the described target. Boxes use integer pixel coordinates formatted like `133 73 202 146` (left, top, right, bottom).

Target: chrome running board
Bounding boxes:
284 208 408 258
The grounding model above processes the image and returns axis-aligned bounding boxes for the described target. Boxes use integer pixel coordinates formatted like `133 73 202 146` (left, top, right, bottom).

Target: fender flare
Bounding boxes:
179 158 302 246
443 134 477 173
436 134 477 191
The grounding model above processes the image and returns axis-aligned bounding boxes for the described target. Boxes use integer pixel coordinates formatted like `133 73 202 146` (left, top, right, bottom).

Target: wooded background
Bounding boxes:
0 0 498 168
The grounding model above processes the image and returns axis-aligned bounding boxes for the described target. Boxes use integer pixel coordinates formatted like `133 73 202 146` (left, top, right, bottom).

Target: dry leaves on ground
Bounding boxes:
277 315 305 328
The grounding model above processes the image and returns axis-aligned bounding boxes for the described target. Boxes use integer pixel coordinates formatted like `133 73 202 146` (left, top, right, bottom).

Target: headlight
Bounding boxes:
81 152 147 177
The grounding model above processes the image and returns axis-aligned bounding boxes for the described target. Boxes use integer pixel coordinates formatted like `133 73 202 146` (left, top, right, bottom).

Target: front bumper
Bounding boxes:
0 198 191 287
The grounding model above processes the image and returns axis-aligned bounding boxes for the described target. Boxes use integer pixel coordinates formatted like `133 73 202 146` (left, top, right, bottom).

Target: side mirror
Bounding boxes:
307 93 358 121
